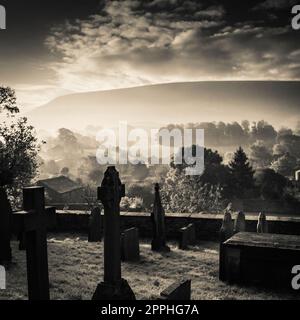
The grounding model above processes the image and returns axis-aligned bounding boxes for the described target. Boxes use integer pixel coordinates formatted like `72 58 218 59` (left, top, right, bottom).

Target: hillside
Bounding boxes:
26 81 300 131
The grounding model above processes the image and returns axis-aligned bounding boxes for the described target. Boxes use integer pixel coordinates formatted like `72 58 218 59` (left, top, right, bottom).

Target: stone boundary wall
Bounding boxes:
49 199 300 215
52 211 300 241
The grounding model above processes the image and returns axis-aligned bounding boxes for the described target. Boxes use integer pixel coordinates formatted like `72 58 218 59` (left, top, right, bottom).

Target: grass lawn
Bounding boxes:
0 234 299 300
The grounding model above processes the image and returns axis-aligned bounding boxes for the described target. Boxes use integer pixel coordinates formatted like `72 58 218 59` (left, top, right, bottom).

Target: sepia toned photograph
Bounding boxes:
0 0 300 307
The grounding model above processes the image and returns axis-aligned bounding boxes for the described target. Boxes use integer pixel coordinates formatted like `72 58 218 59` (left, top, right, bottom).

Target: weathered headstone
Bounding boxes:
257 212 268 233
151 183 170 252
121 227 140 262
179 226 189 250
220 211 234 242
178 224 196 250
187 223 196 245
18 231 26 250
159 279 191 300
0 265 5 289
0 188 12 264
13 187 56 300
219 211 234 281
234 211 246 234
92 166 135 300
88 207 102 242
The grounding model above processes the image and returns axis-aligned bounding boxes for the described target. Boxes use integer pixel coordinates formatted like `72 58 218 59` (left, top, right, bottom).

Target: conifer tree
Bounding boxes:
229 147 255 198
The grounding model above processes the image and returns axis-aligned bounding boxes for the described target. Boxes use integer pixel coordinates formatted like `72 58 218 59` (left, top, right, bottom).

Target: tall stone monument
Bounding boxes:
92 166 135 300
151 183 170 252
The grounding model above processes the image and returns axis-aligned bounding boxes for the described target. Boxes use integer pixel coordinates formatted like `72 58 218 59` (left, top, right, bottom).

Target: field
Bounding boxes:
1 234 299 300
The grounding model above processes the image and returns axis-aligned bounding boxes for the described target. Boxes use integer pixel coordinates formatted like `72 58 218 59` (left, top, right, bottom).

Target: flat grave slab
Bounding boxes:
221 232 300 290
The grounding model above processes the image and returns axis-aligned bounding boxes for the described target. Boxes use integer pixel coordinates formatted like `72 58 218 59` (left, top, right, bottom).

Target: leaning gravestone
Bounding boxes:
219 211 234 281
159 279 191 300
88 207 102 242
151 183 170 252
121 227 140 262
92 166 135 300
234 211 246 234
0 188 12 264
257 212 268 233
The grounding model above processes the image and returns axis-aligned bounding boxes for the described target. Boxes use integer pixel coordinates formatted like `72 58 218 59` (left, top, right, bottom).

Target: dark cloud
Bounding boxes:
0 0 299 108
44 0 300 93
254 0 298 10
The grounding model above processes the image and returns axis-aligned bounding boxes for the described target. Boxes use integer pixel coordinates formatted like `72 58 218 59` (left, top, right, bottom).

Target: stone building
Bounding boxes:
37 176 84 204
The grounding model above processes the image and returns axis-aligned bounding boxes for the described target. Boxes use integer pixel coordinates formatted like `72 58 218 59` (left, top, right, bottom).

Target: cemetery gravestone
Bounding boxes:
187 223 196 245
18 232 26 250
179 223 197 250
121 227 140 262
234 211 246 234
0 265 5 290
179 226 190 250
151 183 170 252
17 206 56 251
159 279 191 300
88 207 102 242
0 188 12 264
15 187 54 300
219 211 234 281
92 166 135 300
257 212 268 233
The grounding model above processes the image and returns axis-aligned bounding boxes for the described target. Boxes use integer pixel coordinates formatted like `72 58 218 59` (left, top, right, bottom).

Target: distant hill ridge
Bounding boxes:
27 81 300 131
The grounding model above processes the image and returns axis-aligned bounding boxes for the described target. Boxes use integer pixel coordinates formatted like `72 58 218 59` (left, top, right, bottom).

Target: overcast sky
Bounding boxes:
0 0 300 110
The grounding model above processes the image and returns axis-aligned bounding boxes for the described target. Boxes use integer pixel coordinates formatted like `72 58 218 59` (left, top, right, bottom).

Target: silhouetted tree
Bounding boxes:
250 141 273 169
0 87 19 114
161 167 225 213
229 147 255 198
0 89 40 196
255 169 287 200
172 146 231 198
270 152 297 177
0 87 39 263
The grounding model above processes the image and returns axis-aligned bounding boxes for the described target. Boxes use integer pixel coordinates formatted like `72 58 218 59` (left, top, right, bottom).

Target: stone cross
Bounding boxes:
92 166 135 300
151 183 170 252
13 187 56 300
257 212 268 233
0 188 12 264
88 207 102 242
17 206 56 251
234 211 246 234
